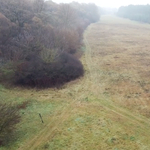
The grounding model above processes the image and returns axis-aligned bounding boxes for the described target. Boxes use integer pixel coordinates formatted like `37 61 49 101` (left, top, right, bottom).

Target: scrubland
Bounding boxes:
1 15 150 150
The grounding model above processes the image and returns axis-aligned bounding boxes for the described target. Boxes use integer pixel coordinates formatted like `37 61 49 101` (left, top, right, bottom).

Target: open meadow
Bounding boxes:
1 15 150 150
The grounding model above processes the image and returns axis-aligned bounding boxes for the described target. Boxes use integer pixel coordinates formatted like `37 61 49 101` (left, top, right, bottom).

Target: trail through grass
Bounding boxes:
1 15 150 150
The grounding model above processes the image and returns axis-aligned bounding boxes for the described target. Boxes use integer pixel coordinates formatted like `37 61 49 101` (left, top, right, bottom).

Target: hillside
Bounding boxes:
0 0 99 88
1 15 150 150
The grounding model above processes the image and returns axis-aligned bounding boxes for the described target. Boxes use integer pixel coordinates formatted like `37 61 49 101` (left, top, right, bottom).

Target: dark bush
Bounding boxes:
0 61 15 83
15 52 84 88
0 103 21 146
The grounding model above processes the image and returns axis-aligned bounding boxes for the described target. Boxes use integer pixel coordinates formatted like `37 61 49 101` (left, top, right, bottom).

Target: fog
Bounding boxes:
52 0 150 8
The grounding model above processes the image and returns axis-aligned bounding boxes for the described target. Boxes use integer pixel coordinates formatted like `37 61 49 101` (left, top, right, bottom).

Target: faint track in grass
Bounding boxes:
18 16 150 150
84 26 150 132
18 65 88 149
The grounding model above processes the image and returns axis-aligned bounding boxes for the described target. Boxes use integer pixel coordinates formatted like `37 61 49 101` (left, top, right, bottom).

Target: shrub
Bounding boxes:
0 103 21 146
0 61 16 83
15 52 84 88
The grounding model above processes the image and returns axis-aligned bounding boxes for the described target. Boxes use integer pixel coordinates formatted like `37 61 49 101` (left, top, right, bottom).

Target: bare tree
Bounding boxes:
33 0 45 13
0 0 33 27
0 103 21 145
57 4 77 29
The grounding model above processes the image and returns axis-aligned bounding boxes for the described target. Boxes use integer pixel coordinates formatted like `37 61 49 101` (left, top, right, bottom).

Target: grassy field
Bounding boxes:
1 15 150 150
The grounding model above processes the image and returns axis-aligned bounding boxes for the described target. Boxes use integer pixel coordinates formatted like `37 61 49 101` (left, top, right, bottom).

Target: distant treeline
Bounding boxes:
100 7 117 15
117 4 150 23
0 0 100 88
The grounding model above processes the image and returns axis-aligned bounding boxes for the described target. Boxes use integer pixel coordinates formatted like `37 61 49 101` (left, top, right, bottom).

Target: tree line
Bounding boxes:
0 0 100 146
0 0 100 88
117 4 150 23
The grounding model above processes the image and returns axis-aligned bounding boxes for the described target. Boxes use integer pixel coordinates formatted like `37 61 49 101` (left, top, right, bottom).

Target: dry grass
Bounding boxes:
86 15 150 117
1 15 150 150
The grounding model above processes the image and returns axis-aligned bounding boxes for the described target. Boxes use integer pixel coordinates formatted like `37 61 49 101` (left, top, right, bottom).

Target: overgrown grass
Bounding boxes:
0 86 69 150
1 16 150 149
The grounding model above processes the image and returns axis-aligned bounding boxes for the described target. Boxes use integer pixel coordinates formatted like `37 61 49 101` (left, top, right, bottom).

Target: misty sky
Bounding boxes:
52 0 150 8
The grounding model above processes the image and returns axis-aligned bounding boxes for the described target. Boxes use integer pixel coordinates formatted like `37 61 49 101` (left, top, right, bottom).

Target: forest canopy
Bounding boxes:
117 4 150 23
0 0 100 88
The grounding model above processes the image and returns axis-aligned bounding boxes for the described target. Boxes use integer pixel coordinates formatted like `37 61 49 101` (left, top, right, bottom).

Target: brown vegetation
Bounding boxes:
0 103 21 146
15 52 84 88
1 16 150 150
0 0 100 88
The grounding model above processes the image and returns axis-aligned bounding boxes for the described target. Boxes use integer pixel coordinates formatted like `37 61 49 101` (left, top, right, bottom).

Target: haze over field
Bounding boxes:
52 0 150 8
1 0 150 149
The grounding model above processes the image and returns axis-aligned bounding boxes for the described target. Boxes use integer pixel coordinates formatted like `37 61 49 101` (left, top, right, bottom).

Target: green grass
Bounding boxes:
0 86 69 150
